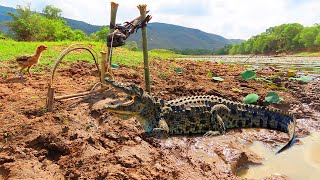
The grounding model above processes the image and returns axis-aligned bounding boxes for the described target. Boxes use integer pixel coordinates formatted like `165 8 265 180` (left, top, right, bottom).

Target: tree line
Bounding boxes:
3 5 110 42
216 23 320 55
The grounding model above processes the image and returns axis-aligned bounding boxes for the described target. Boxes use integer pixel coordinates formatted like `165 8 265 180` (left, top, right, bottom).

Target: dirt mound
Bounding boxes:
0 59 319 179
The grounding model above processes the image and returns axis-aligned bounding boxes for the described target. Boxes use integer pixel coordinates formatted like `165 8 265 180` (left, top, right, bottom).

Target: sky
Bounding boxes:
0 0 319 40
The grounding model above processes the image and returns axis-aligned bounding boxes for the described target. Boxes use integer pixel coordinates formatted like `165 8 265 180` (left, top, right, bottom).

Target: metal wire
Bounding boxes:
50 44 100 85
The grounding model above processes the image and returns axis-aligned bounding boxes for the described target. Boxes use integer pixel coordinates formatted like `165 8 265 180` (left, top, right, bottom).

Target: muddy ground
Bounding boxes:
0 58 319 179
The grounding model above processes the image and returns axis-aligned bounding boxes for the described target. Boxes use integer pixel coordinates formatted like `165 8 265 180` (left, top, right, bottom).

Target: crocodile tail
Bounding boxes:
275 119 297 154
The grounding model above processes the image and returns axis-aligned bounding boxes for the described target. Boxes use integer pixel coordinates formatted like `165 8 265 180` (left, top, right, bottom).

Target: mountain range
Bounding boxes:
0 5 243 50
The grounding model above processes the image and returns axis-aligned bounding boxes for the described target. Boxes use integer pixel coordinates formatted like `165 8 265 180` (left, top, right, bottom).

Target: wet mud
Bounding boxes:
0 58 319 179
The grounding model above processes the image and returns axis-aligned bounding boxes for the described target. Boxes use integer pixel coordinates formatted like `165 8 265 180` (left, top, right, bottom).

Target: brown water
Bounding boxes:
179 56 320 75
237 132 320 180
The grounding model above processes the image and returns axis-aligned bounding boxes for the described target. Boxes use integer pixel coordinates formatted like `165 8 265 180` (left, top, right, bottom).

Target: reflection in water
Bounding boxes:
237 132 320 180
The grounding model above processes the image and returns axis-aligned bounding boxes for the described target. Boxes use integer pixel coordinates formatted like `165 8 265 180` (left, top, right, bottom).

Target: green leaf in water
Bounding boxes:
240 70 256 80
243 94 259 104
175 68 183 74
207 72 213 77
265 92 282 103
289 76 313 83
212 77 224 82
111 63 119 70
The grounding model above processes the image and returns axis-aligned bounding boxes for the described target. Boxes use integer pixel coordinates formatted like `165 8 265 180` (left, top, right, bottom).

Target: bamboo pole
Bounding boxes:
137 4 151 93
100 51 107 82
107 2 119 66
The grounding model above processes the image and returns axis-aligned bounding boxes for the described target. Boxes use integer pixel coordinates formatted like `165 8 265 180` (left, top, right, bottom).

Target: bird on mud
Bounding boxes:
16 45 48 77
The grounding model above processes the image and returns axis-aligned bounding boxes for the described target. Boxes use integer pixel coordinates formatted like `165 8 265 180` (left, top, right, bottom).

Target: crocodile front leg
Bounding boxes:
152 119 169 138
204 104 230 137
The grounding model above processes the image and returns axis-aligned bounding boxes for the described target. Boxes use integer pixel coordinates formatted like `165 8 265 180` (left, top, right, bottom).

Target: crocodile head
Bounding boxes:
104 77 161 132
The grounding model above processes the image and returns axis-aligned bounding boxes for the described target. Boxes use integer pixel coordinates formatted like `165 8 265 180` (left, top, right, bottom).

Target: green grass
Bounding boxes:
0 40 182 72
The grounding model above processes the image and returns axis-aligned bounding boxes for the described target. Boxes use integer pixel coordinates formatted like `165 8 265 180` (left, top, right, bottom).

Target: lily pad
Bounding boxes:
243 94 259 104
265 92 282 103
212 77 224 82
111 63 119 70
175 68 183 74
289 76 313 83
240 70 256 80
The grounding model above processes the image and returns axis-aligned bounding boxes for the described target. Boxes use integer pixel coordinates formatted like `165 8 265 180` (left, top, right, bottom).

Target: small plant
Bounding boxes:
243 94 259 104
286 69 296 77
217 61 225 65
228 64 236 71
1 72 8 78
41 107 47 114
255 77 272 84
160 73 167 79
175 68 183 74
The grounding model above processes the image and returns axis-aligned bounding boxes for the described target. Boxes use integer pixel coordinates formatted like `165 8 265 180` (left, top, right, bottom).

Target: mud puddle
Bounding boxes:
180 56 320 75
237 131 320 180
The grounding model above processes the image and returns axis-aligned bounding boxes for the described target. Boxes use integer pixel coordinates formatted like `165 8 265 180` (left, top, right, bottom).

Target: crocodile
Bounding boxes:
104 77 297 154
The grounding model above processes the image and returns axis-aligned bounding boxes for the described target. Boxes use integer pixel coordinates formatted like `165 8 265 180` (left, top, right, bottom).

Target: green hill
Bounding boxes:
0 5 243 50
128 22 241 49
0 5 100 35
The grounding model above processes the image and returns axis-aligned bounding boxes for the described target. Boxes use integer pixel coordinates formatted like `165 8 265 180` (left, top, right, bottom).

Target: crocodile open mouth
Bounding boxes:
105 95 139 115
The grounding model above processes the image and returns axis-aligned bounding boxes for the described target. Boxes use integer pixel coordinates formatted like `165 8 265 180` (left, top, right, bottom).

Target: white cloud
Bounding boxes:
1 0 320 39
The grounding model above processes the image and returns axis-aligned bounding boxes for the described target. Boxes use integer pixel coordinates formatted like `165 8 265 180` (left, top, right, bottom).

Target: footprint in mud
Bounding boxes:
27 133 70 161
23 108 47 118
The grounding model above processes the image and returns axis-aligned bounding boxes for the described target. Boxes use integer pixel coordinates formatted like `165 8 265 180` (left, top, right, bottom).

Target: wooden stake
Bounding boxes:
54 87 108 101
100 51 107 83
138 4 151 93
107 2 119 66
46 85 55 112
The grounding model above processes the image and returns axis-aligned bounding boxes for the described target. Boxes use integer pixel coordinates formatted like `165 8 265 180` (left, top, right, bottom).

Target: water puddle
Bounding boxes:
237 132 320 180
179 56 320 75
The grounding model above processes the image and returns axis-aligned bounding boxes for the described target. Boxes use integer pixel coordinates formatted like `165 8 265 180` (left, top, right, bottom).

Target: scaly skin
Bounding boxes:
104 77 296 154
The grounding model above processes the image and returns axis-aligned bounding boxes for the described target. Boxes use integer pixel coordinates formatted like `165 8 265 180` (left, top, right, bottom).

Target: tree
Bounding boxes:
125 41 138 51
71 29 87 41
90 26 110 42
42 5 62 20
297 26 320 48
314 33 320 46
7 4 34 41
7 4 87 41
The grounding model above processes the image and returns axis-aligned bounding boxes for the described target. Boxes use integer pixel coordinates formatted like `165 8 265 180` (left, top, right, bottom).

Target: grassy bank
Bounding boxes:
0 40 181 72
